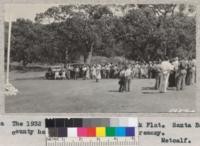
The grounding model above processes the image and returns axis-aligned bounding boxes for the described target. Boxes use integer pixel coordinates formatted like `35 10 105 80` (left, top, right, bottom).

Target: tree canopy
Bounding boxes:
5 4 196 66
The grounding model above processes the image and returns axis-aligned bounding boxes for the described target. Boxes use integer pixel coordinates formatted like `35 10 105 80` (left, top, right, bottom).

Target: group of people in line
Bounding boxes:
48 56 196 93
154 56 196 93
117 56 196 93
51 61 155 82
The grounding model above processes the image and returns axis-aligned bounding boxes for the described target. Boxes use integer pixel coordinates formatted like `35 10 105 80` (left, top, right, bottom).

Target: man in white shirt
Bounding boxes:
125 65 132 92
159 57 174 93
172 57 179 70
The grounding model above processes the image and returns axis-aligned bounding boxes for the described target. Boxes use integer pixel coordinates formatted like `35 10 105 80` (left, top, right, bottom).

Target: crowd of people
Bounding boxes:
117 56 196 93
156 57 196 93
47 56 196 93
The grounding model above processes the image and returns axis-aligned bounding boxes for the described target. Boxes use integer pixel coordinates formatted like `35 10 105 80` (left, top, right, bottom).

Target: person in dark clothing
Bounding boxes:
176 59 187 90
119 67 126 92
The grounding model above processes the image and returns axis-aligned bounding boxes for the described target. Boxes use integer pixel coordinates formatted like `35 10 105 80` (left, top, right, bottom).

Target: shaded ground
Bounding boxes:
5 71 196 113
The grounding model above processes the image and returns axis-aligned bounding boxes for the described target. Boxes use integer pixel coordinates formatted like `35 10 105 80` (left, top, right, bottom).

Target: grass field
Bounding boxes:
5 71 196 113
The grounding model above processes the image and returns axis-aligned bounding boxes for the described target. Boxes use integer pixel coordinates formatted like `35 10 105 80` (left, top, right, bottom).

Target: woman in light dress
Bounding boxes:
95 64 102 82
86 66 90 80
91 65 96 79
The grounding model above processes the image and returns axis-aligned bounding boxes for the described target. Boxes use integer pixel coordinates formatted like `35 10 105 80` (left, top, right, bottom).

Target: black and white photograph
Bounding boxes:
4 3 197 113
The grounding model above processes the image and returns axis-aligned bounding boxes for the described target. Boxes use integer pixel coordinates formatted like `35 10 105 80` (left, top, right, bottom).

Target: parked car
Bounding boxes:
45 63 89 80
45 66 63 80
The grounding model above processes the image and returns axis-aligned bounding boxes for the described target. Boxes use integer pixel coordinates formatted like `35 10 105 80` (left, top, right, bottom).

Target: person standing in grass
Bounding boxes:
186 57 195 85
119 66 126 92
91 65 96 79
159 56 174 93
95 64 101 82
176 58 187 90
170 57 179 88
82 65 87 80
74 66 79 80
154 59 162 90
192 58 197 83
125 65 132 92
86 65 90 80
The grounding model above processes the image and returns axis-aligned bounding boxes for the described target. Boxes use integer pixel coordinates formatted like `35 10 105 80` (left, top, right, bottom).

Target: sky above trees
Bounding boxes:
4 4 195 21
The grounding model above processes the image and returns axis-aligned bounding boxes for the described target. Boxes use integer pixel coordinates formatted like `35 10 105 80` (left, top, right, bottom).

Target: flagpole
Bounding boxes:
6 15 12 84
4 12 18 96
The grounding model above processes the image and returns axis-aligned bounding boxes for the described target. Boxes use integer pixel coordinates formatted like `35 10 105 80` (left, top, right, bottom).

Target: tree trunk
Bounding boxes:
86 43 94 64
65 48 69 64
